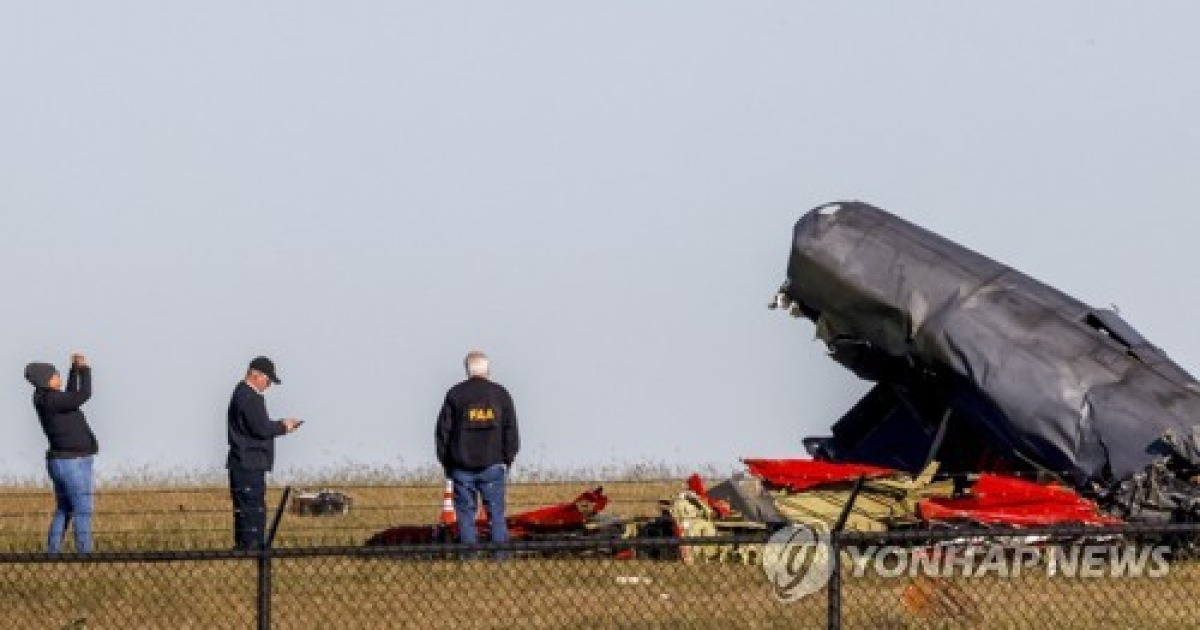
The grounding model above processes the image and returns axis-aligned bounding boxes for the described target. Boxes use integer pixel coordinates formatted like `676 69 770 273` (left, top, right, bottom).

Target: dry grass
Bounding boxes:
2 479 1199 627
0 480 683 551
0 556 817 629
1 554 1197 629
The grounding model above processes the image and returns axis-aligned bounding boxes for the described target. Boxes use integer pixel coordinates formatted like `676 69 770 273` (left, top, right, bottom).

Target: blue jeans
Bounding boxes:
228 465 267 550
451 464 508 544
46 456 94 554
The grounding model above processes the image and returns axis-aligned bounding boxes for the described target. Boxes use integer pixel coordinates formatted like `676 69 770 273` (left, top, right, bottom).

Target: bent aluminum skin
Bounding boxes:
771 201 1200 494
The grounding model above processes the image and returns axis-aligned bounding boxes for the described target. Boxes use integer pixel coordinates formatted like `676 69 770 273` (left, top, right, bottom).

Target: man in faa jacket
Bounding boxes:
226 356 302 550
435 350 520 545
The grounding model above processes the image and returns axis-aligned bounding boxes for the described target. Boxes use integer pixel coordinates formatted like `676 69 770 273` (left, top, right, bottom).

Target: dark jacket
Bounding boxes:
226 381 286 471
33 366 98 459
436 377 519 472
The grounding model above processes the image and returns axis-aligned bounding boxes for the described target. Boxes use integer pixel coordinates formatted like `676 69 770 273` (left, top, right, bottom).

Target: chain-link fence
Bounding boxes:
3 483 1200 628
2 530 1198 629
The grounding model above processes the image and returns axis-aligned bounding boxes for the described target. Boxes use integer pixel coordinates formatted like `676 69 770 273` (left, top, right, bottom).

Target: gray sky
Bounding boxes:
3 3 1199 481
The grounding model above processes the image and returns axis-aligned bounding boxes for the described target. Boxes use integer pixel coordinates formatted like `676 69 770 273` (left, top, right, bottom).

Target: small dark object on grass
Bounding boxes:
291 490 353 516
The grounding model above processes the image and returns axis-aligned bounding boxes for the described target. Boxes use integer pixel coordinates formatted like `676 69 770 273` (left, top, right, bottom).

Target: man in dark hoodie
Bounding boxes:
27 353 97 554
226 356 302 550
435 350 520 545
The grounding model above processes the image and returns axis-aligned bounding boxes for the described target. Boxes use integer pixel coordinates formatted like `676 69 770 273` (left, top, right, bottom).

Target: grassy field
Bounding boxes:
0 479 683 551
1 551 1197 629
2 480 1199 628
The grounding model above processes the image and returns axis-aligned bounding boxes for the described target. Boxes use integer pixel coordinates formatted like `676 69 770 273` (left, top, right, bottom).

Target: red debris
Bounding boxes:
743 458 1119 527
686 473 732 518
366 487 610 546
743 458 895 492
919 474 1121 527
507 487 609 536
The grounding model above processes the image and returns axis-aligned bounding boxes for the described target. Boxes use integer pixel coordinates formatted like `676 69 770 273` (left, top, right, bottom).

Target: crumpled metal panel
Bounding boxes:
773 201 1200 486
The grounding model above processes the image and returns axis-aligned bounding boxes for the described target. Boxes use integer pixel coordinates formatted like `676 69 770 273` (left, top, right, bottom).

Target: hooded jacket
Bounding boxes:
33 365 98 459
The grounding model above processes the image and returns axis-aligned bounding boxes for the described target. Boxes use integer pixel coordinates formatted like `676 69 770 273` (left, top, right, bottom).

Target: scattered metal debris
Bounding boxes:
291 490 353 517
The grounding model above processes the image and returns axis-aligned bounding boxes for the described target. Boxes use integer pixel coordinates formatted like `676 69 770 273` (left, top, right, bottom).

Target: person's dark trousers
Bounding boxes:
450 463 509 550
228 464 267 550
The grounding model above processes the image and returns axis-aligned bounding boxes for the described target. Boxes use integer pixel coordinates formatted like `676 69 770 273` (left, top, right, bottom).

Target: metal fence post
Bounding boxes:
257 486 292 630
828 530 841 630
257 546 271 630
268 487 293 547
828 475 864 630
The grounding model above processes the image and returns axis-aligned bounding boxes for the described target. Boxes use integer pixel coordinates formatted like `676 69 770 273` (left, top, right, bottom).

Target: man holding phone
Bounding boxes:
225 356 302 550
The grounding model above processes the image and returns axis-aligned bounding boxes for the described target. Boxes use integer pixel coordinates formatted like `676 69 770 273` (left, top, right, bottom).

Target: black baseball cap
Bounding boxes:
249 356 281 384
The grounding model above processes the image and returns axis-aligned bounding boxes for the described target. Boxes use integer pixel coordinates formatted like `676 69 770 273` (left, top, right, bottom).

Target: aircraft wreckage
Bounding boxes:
770 201 1200 522
363 201 1200 553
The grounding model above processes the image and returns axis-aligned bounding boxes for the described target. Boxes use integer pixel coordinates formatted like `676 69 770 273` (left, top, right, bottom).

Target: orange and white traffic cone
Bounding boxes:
440 479 456 526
